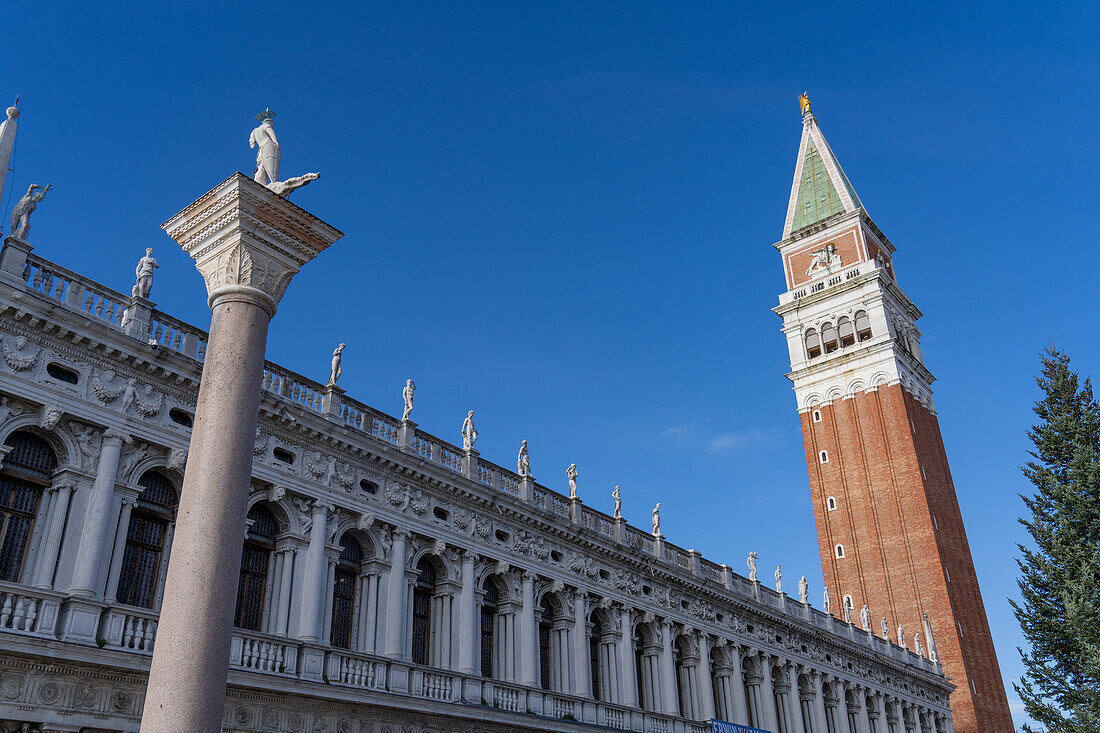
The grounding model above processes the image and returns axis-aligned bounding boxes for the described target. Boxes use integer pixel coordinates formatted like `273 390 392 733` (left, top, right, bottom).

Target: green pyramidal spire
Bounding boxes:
782 99 863 239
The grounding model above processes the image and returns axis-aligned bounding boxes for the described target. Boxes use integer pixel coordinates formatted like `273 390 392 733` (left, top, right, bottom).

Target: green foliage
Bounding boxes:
1012 348 1100 733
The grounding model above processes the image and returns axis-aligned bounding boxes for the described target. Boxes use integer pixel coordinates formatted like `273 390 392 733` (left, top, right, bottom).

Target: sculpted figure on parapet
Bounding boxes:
747 552 758 582
132 248 158 298
10 183 51 239
799 575 808 603
612 485 621 519
462 410 477 450
328 343 345 386
651 502 661 537
566 463 578 498
775 564 782 593
402 379 415 421
823 584 830 613
517 440 530 477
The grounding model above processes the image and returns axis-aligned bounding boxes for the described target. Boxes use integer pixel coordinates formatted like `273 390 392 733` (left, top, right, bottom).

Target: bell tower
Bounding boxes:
773 95 1013 733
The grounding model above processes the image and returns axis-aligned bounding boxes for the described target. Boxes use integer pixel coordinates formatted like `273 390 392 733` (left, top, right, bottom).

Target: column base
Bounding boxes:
57 596 107 644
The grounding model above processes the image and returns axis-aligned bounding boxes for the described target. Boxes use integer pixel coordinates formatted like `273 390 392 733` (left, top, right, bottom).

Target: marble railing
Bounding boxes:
0 581 62 638
22 253 129 327
149 311 207 361
100 603 159 653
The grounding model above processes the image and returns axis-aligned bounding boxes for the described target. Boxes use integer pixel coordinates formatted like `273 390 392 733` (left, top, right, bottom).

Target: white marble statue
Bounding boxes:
747 552 758 582
249 109 320 198
923 614 939 662
898 624 906 649
402 379 415 421
517 440 530 477
651 503 661 537
805 242 842 278
462 410 477 450
843 597 852 624
860 604 871 631
798 576 808 604
913 633 923 657
774 565 782 593
327 343 345 386
250 109 281 185
10 183 51 239
566 463 578 498
823 585 831 614
612 485 622 519
881 616 890 640
132 248 159 299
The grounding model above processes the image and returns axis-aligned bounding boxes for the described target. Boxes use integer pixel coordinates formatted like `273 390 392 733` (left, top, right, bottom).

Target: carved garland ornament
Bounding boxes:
2 335 39 372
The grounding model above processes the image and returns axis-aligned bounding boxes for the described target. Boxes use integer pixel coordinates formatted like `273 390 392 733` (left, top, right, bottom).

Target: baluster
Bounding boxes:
148 620 158 651
23 599 38 632
12 597 27 629
20 262 33 285
0 593 12 627
123 617 135 648
274 644 284 672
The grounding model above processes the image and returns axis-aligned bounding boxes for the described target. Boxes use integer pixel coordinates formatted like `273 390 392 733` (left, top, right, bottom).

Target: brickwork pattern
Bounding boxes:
800 383 1013 733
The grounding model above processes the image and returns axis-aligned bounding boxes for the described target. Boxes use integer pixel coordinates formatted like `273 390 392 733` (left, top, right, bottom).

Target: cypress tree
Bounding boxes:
1012 348 1100 732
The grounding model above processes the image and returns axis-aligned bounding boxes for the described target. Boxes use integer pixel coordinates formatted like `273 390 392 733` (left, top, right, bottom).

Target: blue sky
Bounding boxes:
4 1 1098 727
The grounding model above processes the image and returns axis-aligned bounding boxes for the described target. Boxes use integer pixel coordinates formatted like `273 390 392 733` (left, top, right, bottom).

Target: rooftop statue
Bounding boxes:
132 248 159 299
612 485 622 519
860 604 871 631
651 502 661 537
327 343 345 386
881 616 890 640
517 440 530 477
402 379 415 421
798 575 808 604
898 624 906 649
747 552 758 582
799 91 812 117
10 183 51 239
249 108 319 198
566 463 578 498
843 596 852 624
823 585 831 613
775 564 782 593
462 410 477 450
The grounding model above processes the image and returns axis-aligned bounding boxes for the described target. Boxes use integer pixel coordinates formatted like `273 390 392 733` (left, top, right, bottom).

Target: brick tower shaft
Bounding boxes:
773 97 1013 733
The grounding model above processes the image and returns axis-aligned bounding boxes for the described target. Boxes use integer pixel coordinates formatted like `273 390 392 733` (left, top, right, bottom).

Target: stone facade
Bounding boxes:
774 110 1013 733
0 228 951 731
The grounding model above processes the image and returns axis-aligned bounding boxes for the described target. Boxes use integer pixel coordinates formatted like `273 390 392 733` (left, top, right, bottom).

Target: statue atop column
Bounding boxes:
517 440 530 477
327 343 345 386
774 565 782 593
612 485 622 519
10 183 51 239
132 248 159 298
747 552 758 582
798 575 808 603
249 109 320 198
651 502 661 537
566 463 578 498
462 410 477 450
402 379 415 421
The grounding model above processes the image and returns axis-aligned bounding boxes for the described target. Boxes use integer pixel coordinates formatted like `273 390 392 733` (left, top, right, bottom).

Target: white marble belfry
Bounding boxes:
140 173 342 732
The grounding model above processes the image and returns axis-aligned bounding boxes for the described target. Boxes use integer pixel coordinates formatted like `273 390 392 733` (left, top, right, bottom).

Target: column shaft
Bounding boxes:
70 431 127 596
573 592 590 697
34 483 74 589
660 621 678 715
103 498 135 601
297 503 329 642
519 572 537 687
619 608 637 707
698 635 716 721
382 530 408 658
457 552 476 673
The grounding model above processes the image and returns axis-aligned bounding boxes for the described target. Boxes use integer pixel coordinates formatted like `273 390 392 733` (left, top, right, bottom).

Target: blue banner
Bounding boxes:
711 721 773 733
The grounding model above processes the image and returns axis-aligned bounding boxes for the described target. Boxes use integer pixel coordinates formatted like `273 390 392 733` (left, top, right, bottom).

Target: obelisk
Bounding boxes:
140 172 342 731
0 101 19 219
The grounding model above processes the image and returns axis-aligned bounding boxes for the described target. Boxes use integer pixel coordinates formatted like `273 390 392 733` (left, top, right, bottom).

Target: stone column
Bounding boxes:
70 429 129 597
573 591 590 697
730 646 748 725
457 551 477 674
760 653 778 732
297 501 332 642
697 633 716 721
383 528 409 658
812 671 829 733
619 607 638 707
660 620 678 715
519 571 537 687
34 480 75 588
275 549 295 635
787 663 806 733
103 497 136 601
142 173 342 733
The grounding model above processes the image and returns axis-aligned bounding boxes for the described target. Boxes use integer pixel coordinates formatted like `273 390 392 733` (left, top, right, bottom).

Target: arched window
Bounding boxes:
116 470 178 608
812 409 822 423
821 322 839 354
480 578 499 678
539 595 554 690
838 316 855 347
589 611 602 701
0 431 56 583
827 497 837 511
411 557 436 666
804 329 821 359
330 534 362 649
835 544 846 559
674 637 687 718
234 504 277 631
855 310 872 341
819 450 829 464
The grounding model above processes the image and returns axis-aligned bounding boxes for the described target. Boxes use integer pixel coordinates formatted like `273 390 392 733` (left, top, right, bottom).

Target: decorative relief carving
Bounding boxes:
0 395 26 427
2 335 39 372
92 369 125 403
37 680 60 704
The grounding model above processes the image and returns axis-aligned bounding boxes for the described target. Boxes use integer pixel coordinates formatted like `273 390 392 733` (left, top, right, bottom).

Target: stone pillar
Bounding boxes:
121 294 155 342
573 591 590 697
275 549 295 635
297 502 332 642
457 551 477 674
730 646 748 725
398 419 418 452
619 607 637 707
34 480 75 588
788 663 806 733
812 671 829 733
697 633 716 721
519 571 537 687
70 429 129 597
383 529 409 658
760 653 778 732
660 620 678 715
141 173 342 733
103 497 137 601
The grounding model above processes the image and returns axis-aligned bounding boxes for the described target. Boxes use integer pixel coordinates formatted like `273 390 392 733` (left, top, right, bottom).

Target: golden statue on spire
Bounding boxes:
798 91 812 117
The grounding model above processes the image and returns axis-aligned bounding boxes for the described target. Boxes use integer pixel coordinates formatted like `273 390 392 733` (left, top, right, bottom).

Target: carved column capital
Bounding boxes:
102 428 131 446
162 173 343 315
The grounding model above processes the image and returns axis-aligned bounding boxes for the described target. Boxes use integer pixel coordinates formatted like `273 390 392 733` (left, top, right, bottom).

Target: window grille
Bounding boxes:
330 534 363 649
481 579 499 678
0 432 56 583
116 513 167 608
539 596 553 690
233 504 277 631
411 558 436 666
589 614 602 700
